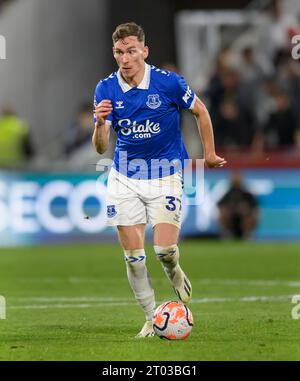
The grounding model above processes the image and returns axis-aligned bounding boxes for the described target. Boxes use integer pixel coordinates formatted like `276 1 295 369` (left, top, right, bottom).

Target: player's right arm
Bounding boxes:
92 99 112 154
190 96 226 168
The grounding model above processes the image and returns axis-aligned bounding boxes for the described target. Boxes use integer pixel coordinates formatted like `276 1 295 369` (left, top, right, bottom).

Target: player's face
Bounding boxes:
113 36 149 80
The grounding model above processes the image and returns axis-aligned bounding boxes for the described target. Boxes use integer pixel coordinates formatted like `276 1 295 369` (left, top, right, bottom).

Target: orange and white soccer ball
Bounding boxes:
152 301 194 340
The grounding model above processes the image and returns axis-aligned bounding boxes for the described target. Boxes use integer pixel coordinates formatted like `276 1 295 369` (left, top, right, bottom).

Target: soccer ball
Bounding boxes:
152 301 194 340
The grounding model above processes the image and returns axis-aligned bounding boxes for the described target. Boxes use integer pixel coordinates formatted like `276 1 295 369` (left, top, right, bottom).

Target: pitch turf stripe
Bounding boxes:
10 294 293 303
17 278 300 288
8 295 294 310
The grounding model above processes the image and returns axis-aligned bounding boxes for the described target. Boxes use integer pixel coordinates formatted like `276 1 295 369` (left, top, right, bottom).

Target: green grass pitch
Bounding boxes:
0 240 299 361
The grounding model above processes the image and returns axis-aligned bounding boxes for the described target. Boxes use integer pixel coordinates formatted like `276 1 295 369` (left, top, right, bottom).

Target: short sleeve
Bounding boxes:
169 73 196 110
93 81 113 125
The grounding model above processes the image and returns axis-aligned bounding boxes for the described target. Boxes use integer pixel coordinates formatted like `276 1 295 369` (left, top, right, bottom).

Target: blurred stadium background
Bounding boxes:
0 0 300 361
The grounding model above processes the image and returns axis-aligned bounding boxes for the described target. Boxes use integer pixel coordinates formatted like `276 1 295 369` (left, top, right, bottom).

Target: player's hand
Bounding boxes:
205 154 227 168
95 99 113 126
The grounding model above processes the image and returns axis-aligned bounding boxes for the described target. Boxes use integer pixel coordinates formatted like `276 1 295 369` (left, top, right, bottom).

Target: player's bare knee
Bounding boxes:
120 240 144 251
153 244 179 264
118 225 145 250
153 223 179 246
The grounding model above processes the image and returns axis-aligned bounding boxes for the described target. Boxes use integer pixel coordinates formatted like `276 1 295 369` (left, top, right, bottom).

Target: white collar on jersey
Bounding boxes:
117 63 151 93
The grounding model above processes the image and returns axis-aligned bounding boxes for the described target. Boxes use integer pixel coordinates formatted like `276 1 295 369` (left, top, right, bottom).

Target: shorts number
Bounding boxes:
166 196 176 211
166 196 181 212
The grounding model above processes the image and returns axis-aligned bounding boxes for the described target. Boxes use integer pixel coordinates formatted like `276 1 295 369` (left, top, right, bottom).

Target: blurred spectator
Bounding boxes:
251 75 281 153
254 89 300 151
217 172 259 240
207 67 256 149
255 74 280 127
214 97 255 148
64 102 94 156
259 0 300 70
239 47 265 85
279 59 300 130
205 48 237 117
0 106 34 169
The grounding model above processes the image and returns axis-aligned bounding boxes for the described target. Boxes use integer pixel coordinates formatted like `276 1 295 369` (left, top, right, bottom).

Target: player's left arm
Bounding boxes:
190 96 226 168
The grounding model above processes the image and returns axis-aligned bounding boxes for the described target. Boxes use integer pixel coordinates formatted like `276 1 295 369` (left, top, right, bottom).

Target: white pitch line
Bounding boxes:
8 295 294 310
9 302 136 310
195 279 300 287
67 278 300 287
12 297 131 302
191 295 293 303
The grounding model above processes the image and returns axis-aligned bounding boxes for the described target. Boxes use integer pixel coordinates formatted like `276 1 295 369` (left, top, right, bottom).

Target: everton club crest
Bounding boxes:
146 94 161 109
107 205 117 218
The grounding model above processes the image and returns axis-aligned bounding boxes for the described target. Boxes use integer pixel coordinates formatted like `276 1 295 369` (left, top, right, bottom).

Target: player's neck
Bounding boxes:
121 63 145 88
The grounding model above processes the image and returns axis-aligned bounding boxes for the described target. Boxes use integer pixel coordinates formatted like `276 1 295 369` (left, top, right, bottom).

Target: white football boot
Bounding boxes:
135 320 155 338
171 264 192 304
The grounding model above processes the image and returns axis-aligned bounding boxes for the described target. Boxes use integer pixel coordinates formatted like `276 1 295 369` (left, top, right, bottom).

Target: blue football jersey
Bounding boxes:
93 63 196 179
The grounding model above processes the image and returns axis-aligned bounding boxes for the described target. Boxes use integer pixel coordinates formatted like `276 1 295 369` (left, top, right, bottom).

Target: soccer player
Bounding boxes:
93 22 226 337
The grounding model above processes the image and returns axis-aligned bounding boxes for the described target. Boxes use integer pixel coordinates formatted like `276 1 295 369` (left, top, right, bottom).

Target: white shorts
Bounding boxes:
106 167 183 228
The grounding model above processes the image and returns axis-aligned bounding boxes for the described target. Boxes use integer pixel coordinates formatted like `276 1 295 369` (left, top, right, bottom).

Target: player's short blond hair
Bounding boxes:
112 22 145 45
